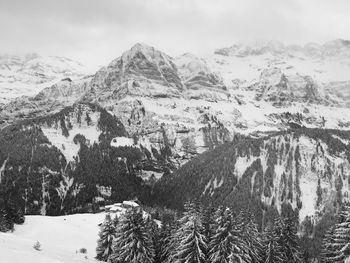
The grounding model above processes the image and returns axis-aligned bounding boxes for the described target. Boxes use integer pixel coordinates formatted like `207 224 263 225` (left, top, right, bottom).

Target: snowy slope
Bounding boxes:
0 213 106 263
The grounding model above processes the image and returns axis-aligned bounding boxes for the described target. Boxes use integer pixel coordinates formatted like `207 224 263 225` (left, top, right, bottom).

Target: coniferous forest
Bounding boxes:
94 202 350 263
95 202 304 263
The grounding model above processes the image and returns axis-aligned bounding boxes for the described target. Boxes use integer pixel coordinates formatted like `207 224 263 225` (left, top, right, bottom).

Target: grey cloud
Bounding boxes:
0 0 349 67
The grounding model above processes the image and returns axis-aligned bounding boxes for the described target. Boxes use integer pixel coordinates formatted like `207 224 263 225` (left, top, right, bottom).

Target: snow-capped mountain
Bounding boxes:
2 41 350 221
214 39 350 59
0 53 89 104
209 39 350 104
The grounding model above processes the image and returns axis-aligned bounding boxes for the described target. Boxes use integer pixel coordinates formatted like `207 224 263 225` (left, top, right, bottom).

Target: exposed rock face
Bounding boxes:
215 40 287 57
325 81 350 107
174 53 228 101
0 77 92 124
35 76 91 102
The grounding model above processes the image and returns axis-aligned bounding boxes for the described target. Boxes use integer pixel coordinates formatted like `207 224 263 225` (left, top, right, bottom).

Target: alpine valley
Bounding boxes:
1 40 350 229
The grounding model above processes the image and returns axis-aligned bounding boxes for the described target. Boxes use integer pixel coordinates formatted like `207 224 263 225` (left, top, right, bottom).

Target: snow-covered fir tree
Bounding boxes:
243 218 264 263
110 208 155 263
201 205 215 245
279 217 302 263
160 220 180 263
320 226 337 263
209 208 251 263
145 215 161 263
263 222 285 263
172 202 207 263
96 214 116 261
320 204 350 262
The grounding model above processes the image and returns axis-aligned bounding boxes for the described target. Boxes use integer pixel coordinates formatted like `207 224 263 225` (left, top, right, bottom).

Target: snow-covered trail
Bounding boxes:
0 213 106 263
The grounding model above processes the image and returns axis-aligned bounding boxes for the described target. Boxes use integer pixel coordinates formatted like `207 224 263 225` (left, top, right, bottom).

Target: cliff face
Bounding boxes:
251 67 322 106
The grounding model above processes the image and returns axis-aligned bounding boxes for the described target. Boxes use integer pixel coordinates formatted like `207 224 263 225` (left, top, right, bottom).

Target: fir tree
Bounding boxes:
201 205 215 242
263 222 285 263
209 208 251 263
112 214 119 227
173 202 207 263
161 219 180 263
243 218 264 263
110 208 155 263
146 215 161 263
279 217 302 263
212 206 226 229
96 214 116 261
159 223 172 263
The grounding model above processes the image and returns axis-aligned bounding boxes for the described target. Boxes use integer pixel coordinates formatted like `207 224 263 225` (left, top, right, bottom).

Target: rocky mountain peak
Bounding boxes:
252 66 322 105
125 42 168 60
214 40 287 57
109 42 177 77
86 43 183 101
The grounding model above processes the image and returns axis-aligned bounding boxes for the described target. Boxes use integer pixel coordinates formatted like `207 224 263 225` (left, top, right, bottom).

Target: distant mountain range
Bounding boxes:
1 40 350 224
0 53 89 104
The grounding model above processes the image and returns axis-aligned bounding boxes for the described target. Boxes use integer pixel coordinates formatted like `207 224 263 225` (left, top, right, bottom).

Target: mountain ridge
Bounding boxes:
0 53 90 104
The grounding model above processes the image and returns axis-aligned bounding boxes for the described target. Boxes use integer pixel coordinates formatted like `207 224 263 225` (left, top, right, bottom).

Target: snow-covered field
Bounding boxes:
0 213 106 263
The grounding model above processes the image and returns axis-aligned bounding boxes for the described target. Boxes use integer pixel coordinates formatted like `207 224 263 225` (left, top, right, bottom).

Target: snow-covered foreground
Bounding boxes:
0 213 106 263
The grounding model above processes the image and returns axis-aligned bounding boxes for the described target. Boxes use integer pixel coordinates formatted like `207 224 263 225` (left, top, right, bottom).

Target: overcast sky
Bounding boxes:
1 0 349 68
